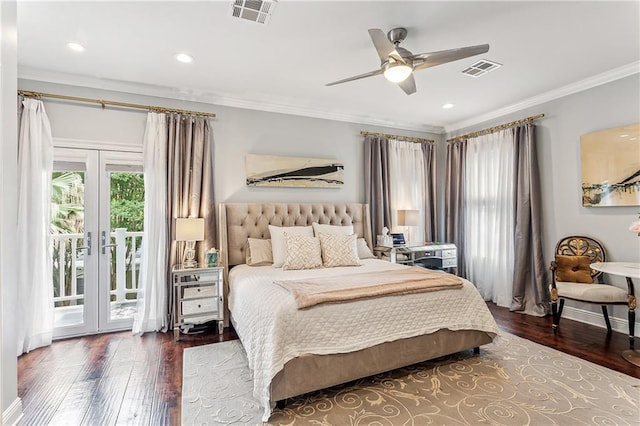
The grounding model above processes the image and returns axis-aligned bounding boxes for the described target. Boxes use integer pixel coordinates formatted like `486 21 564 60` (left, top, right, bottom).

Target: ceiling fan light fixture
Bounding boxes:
383 62 412 83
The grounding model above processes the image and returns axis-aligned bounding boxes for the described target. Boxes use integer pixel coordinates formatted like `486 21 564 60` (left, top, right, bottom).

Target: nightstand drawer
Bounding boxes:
442 258 458 267
183 285 217 299
179 271 220 283
181 298 218 316
442 249 456 258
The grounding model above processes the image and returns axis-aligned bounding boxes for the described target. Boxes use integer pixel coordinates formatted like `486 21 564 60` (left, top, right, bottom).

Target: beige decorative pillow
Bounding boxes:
268 225 314 267
312 222 354 236
356 238 376 259
246 238 273 266
319 234 361 267
282 234 323 270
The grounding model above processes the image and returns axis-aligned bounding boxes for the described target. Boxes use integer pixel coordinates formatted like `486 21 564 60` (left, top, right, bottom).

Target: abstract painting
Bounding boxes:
246 154 344 188
581 123 640 206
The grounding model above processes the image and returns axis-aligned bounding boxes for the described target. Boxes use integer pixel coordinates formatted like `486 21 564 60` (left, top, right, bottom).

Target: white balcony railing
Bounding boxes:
51 228 143 308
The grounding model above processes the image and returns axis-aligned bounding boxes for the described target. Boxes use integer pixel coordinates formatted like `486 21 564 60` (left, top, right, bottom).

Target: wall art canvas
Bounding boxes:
246 154 344 188
581 123 640 207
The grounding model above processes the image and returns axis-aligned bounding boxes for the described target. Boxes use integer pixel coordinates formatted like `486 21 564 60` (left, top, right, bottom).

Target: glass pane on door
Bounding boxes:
107 171 144 322
51 170 86 329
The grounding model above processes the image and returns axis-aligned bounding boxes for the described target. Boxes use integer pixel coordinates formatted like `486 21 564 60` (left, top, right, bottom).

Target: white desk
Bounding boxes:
590 262 639 367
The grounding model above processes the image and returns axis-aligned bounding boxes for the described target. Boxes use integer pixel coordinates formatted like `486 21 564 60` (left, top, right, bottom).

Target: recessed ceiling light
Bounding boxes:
66 42 85 52
174 53 194 64
442 103 455 109
619 134 629 138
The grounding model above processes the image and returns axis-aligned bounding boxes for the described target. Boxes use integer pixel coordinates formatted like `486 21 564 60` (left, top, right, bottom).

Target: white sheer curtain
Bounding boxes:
133 112 168 334
17 98 54 355
464 130 515 307
388 139 425 245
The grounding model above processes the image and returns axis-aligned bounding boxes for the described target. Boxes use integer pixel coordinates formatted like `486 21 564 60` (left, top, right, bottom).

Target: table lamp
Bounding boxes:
175 218 205 268
397 209 419 245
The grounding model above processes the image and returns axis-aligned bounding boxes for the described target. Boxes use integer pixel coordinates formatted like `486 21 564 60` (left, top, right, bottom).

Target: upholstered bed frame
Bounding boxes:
219 202 493 403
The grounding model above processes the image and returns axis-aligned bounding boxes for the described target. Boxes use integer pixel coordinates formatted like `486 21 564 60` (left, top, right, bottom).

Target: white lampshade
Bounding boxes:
383 63 412 83
175 218 205 241
397 209 419 226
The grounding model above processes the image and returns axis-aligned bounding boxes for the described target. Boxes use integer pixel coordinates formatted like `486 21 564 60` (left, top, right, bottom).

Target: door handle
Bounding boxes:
101 230 117 254
79 231 92 256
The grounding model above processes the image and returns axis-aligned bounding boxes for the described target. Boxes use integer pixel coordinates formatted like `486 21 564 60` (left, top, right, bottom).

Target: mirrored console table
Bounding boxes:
374 243 457 273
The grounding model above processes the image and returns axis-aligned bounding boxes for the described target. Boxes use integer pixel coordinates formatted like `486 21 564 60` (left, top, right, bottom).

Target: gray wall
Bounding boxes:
447 74 640 331
18 80 440 206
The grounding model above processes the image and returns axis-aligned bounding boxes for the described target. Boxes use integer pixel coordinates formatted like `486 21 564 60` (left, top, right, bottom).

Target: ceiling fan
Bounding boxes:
326 28 490 95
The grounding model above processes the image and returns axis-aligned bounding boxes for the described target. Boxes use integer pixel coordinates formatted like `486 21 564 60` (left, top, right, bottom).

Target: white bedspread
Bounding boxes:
228 259 499 421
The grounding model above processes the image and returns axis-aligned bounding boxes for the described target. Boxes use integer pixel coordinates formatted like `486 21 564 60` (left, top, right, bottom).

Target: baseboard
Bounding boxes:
562 306 640 337
2 398 23 426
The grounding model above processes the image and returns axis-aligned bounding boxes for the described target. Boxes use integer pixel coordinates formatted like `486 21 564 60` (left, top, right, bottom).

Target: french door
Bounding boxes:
51 147 144 338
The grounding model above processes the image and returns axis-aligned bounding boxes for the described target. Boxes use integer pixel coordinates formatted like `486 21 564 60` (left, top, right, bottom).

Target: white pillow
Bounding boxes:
356 238 376 259
319 234 361 267
312 222 354 236
246 238 273 266
282 234 323 270
268 225 314 267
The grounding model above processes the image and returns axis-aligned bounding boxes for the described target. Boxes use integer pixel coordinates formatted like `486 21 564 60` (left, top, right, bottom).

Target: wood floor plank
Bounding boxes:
115 335 163 425
17 304 639 425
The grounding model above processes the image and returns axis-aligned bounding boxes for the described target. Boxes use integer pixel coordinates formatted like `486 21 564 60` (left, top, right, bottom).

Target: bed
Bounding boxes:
219 203 499 421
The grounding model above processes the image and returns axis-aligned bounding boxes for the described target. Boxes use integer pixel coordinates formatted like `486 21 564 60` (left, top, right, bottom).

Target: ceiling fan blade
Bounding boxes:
412 44 489 71
397 74 416 95
325 68 383 86
368 28 395 61
368 29 407 64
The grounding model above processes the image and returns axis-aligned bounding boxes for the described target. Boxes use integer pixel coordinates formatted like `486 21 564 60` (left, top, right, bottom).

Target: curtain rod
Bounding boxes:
17 90 216 118
360 131 434 144
446 113 544 143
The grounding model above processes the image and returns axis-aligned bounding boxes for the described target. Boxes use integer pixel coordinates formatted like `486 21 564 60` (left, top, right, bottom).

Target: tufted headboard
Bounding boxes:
219 203 373 269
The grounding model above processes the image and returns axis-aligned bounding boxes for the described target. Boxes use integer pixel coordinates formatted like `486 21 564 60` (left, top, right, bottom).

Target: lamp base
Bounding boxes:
183 240 197 268
182 259 198 268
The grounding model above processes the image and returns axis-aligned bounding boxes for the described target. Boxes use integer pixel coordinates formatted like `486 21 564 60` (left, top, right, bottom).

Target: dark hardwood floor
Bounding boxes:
17 303 639 425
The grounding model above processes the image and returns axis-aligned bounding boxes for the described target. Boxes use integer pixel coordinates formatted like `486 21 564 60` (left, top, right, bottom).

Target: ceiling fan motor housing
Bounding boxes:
387 27 408 45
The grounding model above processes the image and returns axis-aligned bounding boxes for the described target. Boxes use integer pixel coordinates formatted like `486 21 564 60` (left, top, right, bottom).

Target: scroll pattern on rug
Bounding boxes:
182 333 640 425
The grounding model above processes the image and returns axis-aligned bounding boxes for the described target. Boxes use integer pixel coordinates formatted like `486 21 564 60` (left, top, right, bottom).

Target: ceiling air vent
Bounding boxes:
231 0 277 24
461 59 502 78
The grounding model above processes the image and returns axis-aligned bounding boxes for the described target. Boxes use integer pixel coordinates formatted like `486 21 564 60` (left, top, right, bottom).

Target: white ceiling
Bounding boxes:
16 1 640 133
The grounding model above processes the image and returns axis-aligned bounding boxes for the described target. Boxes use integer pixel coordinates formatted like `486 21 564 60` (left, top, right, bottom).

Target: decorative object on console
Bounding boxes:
630 215 640 236
206 248 219 267
397 209 419 244
246 154 344 188
377 226 393 247
581 123 640 207
175 218 205 268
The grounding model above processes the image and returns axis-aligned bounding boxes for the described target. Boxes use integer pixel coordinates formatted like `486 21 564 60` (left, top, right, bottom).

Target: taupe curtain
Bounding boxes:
364 136 392 238
445 139 468 277
166 114 216 321
510 124 549 316
421 142 437 241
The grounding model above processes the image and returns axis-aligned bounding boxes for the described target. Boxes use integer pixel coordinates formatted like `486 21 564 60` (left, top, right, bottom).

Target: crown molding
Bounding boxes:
445 61 640 134
18 67 444 134
20 61 637 137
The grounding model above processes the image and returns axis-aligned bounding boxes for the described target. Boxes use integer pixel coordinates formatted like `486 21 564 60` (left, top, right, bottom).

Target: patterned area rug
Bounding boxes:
182 333 640 425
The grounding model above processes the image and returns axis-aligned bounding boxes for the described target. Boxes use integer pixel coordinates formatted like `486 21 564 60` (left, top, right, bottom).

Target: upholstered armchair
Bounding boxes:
550 236 634 337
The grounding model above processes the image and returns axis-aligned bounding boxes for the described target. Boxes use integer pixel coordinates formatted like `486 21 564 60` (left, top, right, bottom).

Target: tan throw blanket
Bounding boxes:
274 267 463 309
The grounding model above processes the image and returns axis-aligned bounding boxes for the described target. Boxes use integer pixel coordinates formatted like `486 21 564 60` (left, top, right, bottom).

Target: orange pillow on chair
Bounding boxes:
555 255 593 283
